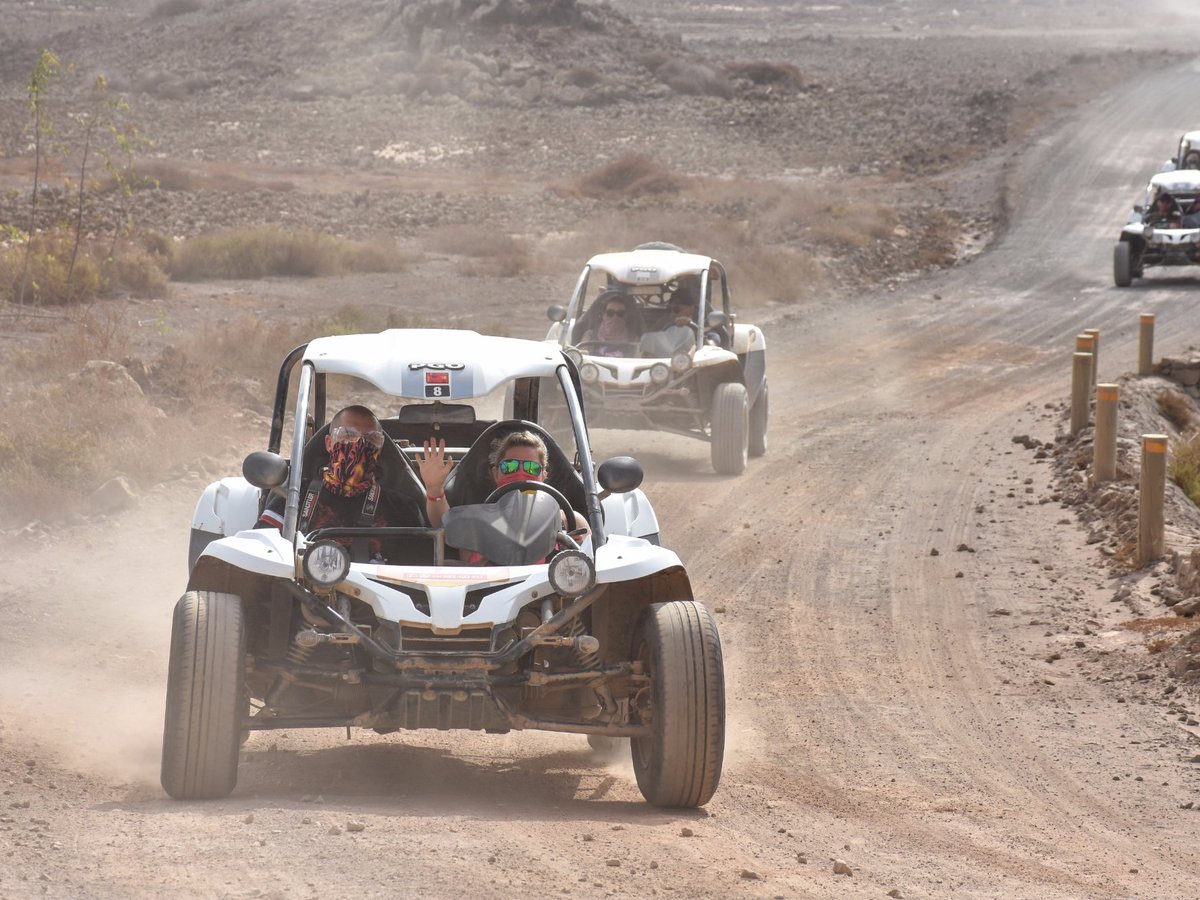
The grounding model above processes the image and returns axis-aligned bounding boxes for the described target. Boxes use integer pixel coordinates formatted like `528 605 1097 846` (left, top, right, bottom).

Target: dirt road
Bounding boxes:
4 39 1200 900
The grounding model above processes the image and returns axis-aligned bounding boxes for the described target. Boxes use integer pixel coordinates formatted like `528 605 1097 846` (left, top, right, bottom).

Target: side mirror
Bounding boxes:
706 310 728 330
243 451 289 489
547 304 567 323
597 456 644 495
1133 204 1144 214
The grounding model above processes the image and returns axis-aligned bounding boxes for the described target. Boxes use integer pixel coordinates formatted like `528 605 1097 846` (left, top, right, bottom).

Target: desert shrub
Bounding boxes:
564 66 601 88
723 61 803 88
97 161 293 194
148 0 203 19
1170 433 1200 507
654 59 733 98
170 227 409 280
568 154 685 199
1158 391 1197 433
809 200 899 248
0 229 169 305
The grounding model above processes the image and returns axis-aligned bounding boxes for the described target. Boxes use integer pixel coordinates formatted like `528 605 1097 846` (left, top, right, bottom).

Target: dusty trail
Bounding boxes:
5 45 1200 900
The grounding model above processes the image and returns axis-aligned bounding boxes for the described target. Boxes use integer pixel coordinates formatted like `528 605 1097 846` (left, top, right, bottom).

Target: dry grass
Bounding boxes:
1120 616 1197 634
170 227 411 280
0 228 170 305
421 225 534 277
0 298 452 528
723 61 804 89
98 160 295 194
563 155 687 200
1157 391 1198 433
1170 432 1200 507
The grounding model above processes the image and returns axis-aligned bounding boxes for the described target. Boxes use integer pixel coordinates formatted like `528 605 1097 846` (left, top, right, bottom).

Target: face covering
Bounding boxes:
495 469 542 489
324 438 380 497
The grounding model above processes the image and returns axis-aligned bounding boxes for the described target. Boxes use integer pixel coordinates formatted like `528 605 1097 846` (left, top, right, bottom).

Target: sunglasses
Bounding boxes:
497 458 544 476
330 425 386 449
604 307 626 318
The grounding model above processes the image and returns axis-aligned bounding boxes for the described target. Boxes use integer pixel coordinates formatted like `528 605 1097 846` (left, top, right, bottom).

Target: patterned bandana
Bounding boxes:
323 438 380 497
495 470 541 489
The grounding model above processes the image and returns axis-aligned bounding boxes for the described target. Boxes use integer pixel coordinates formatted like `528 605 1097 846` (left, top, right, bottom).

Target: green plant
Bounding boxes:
16 49 62 306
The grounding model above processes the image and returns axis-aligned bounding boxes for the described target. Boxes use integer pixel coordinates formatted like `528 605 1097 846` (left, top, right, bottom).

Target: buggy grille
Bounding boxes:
400 625 494 653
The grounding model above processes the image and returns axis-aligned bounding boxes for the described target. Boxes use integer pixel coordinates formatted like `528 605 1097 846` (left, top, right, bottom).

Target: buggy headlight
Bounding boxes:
565 348 583 367
548 550 595 598
650 362 670 384
1144 226 1155 239
670 352 691 373
580 363 600 384
304 540 350 587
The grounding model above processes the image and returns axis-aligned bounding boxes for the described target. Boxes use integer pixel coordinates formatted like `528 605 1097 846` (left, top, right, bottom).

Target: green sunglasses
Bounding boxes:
498 458 544 476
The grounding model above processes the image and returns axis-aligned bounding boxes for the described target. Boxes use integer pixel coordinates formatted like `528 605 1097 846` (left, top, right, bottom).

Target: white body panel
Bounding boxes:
191 477 262 535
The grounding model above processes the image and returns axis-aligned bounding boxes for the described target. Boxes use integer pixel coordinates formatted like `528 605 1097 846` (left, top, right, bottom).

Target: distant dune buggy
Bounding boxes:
167 329 725 808
545 243 767 475
1114 170 1200 286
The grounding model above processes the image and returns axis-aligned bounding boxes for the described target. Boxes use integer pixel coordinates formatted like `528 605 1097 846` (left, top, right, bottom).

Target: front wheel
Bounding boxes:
631 601 725 807
1114 242 1133 287
710 382 749 475
161 590 246 800
748 380 768 458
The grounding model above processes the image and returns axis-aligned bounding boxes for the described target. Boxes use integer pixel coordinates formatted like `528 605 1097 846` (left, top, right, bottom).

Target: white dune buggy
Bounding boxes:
1114 170 1200 286
1161 130 1200 172
545 243 767 475
166 329 725 808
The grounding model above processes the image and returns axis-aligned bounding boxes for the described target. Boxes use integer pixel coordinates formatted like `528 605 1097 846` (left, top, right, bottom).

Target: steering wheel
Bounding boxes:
484 480 577 530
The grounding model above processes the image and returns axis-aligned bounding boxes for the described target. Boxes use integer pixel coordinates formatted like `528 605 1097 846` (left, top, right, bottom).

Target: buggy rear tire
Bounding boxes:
1114 242 1133 287
161 590 246 800
710 382 749 475
748 380 768 458
631 601 725 807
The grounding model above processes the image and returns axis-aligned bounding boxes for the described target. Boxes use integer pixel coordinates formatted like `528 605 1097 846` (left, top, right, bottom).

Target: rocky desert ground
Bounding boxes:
4 0 1200 897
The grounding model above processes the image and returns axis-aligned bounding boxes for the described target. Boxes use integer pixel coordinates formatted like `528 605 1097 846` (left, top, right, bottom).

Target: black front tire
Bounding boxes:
1114 242 1133 287
710 382 749 475
631 601 725 807
748 380 768 458
161 590 246 800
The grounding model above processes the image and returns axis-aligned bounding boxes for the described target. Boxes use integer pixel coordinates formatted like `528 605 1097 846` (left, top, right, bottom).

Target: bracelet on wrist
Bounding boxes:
426 493 445 502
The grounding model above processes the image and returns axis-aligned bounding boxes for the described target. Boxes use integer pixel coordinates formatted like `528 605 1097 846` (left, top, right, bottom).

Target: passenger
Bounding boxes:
1184 150 1200 169
257 404 424 561
580 291 640 357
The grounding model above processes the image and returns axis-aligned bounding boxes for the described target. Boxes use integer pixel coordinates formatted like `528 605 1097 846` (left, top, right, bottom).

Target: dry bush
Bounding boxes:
1158 391 1197 433
808 200 899 248
911 209 960 269
170 227 409 280
0 229 169 305
730 245 824 306
723 61 803 88
563 154 686 200
564 66 602 88
1147 637 1175 654
655 59 733 98
1170 433 1200 507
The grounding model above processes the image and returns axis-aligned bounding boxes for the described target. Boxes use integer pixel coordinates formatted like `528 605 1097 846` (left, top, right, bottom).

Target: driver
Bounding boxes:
639 287 699 358
418 431 589 537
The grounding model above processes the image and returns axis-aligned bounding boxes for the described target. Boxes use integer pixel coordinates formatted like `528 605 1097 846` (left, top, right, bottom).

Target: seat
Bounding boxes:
442 419 586 515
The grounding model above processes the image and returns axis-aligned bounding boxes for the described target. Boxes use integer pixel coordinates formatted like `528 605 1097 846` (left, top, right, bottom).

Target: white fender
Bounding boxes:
198 528 296 579
191 477 262 536
732 323 766 355
601 488 660 540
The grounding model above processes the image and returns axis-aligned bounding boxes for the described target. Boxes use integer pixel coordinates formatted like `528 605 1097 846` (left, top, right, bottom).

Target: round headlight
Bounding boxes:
670 352 691 373
548 550 596 598
565 348 584 367
304 540 350 587
650 362 670 384
580 363 600 384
